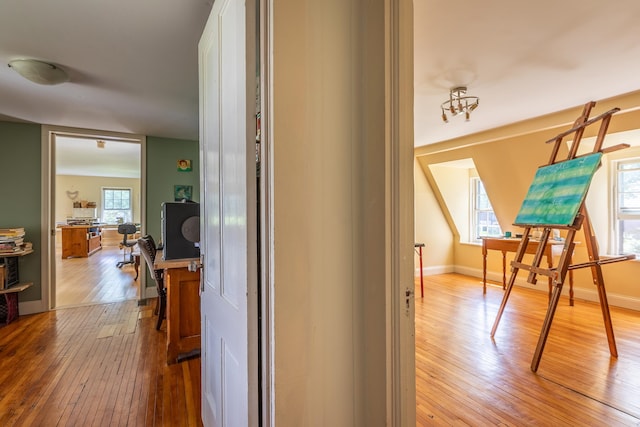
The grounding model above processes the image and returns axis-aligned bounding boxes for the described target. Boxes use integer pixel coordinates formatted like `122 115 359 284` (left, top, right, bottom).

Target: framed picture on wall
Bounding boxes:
177 159 192 172
174 185 193 201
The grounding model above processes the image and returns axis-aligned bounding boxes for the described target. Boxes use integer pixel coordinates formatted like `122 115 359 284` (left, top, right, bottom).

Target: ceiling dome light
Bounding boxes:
8 59 69 85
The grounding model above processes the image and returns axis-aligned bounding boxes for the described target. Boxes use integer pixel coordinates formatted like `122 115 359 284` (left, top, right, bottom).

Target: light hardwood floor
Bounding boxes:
1 273 639 426
55 242 139 308
416 274 640 426
0 301 200 426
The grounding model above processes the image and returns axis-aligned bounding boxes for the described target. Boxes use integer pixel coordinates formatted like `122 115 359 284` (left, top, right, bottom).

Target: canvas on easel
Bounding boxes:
514 153 602 227
490 102 635 372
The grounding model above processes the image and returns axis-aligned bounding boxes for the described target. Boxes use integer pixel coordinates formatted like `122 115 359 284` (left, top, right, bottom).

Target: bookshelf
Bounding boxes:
0 249 34 325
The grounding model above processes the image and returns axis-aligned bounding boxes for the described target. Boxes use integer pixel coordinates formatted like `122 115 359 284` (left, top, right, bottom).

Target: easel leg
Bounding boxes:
490 269 518 338
593 265 618 357
581 206 618 357
531 229 577 371
531 280 564 372
491 230 531 337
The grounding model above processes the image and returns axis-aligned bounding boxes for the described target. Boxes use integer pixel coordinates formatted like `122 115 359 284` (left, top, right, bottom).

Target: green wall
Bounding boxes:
145 136 200 243
0 122 200 303
144 136 199 289
0 122 42 301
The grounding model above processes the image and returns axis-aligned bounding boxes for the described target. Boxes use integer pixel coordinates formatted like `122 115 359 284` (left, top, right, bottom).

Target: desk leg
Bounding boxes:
482 248 487 294
545 254 574 306
547 253 553 303
501 251 507 290
569 270 574 306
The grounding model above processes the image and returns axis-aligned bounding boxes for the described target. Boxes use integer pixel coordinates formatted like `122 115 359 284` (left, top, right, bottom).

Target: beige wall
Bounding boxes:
272 0 413 425
414 159 454 273
55 175 141 224
415 91 640 310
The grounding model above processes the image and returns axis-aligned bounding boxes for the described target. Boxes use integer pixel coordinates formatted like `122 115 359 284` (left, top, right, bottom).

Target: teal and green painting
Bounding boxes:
514 153 602 226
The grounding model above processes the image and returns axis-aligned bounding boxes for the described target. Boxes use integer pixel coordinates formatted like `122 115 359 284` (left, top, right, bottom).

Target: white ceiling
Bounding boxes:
414 0 640 147
55 136 141 178
0 0 213 141
1 0 640 155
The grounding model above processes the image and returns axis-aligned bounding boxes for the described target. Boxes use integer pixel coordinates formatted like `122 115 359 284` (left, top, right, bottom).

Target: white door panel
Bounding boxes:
199 0 255 425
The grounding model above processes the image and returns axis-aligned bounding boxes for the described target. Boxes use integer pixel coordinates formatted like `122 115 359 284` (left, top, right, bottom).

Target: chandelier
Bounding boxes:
440 86 479 122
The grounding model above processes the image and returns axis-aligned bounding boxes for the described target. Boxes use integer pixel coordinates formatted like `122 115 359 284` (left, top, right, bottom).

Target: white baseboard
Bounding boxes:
415 264 455 277
425 265 640 312
143 286 158 299
18 299 47 316
17 290 159 317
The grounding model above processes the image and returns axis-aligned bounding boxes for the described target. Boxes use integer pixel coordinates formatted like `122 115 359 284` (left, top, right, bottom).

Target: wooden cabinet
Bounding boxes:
87 231 101 254
165 267 201 364
60 226 102 259
155 258 201 364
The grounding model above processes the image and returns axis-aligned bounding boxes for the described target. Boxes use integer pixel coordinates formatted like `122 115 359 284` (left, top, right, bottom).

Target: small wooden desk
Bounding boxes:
59 225 102 259
482 238 574 305
154 257 201 364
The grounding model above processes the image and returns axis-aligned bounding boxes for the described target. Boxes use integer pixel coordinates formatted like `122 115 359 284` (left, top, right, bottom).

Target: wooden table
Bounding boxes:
482 237 574 305
154 257 201 364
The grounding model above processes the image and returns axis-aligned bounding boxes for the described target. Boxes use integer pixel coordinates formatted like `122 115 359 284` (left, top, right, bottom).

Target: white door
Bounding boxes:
199 0 257 425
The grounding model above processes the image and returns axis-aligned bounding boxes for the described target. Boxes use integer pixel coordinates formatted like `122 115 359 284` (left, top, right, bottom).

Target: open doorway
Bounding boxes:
46 127 145 309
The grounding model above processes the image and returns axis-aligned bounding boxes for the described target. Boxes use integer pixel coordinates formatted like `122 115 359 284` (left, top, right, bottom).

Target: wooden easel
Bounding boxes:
490 102 636 372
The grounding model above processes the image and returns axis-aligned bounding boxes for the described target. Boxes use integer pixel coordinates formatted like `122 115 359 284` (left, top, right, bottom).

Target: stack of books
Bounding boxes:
0 228 30 255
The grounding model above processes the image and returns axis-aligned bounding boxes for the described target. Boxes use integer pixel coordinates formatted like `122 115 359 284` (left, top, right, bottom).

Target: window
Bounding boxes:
102 188 132 224
613 159 640 254
470 177 501 242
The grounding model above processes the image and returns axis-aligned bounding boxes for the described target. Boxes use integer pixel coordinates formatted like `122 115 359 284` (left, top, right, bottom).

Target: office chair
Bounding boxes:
116 223 138 268
137 235 166 330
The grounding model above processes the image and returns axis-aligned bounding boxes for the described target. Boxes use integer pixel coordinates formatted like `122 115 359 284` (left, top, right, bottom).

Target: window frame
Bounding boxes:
612 157 640 255
101 187 133 225
469 177 502 243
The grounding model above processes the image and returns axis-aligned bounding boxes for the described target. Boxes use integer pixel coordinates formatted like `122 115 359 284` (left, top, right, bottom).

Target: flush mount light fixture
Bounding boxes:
97 140 106 149
7 59 69 85
440 86 479 123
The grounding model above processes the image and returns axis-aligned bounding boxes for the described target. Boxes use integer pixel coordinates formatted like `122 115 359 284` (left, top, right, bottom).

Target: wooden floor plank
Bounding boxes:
0 301 201 427
2 272 640 425
416 273 640 426
55 244 138 308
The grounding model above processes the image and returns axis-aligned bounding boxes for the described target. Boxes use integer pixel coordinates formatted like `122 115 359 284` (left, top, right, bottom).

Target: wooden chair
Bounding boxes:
137 235 166 330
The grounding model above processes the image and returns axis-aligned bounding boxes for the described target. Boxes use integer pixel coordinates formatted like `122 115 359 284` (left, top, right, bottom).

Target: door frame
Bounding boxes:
390 0 416 424
258 0 272 424
258 0 415 424
40 125 147 310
